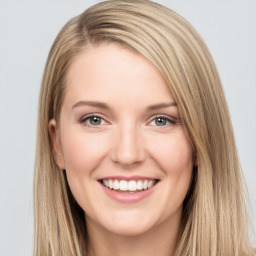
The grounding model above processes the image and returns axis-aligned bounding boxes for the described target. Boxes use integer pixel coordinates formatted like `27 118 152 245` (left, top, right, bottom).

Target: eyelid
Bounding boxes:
79 113 110 126
78 113 178 127
147 114 177 126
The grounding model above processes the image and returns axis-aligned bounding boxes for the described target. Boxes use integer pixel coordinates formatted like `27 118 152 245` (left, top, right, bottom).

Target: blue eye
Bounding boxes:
83 115 106 126
150 116 176 126
154 117 168 126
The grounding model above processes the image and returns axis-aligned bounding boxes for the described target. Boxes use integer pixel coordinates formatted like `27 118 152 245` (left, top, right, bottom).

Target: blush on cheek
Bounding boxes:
61 131 109 175
151 137 192 174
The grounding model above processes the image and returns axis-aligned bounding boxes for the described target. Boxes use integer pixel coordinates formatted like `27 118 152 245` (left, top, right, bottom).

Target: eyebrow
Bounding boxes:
71 100 177 111
146 102 177 111
72 101 111 110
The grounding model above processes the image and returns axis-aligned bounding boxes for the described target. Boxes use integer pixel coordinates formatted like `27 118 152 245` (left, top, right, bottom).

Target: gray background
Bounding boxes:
0 0 255 255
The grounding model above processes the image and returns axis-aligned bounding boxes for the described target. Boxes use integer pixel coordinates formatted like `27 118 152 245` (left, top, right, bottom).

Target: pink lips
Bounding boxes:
99 176 158 203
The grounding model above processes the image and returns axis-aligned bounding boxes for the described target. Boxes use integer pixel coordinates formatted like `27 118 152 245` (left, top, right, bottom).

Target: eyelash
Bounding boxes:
80 113 107 127
79 114 178 127
149 115 177 127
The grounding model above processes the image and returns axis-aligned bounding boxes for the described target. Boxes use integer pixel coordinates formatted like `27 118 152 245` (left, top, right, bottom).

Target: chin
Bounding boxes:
105 221 154 237
95 209 160 237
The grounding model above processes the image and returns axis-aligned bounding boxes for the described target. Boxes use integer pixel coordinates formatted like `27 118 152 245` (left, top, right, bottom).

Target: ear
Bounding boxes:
48 119 65 170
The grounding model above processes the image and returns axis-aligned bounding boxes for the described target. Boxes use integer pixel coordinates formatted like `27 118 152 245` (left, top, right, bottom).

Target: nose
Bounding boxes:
110 122 146 167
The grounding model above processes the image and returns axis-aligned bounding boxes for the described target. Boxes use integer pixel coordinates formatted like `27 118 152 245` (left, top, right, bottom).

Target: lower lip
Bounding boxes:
99 182 157 203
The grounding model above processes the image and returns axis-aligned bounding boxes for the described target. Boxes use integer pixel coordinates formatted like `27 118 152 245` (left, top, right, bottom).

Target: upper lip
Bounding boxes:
98 176 158 181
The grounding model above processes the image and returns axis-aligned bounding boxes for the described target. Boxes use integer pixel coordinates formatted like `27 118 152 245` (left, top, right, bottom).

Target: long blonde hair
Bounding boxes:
34 0 255 255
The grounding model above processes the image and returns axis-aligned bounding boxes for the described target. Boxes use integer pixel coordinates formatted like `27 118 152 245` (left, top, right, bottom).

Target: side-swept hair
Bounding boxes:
34 0 255 255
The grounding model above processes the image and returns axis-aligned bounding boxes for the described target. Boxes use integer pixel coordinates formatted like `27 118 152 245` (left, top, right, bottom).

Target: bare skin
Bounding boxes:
49 43 193 256
86 210 180 256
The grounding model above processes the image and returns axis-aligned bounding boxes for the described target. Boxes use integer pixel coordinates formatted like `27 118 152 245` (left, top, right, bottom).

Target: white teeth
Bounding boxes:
113 180 119 190
143 180 148 190
102 179 156 192
148 180 154 188
137 180 143 190
108 180 113 189
119 180 128 191
128 180 137 191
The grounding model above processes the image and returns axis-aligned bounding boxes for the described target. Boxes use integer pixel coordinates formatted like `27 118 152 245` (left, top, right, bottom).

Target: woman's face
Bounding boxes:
50 44 193 236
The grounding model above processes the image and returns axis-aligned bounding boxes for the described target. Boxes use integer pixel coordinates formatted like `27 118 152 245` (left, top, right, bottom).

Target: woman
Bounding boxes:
34 0 255 255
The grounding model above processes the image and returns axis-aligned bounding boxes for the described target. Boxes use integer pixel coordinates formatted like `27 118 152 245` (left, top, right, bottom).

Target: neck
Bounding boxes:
86 214 181 256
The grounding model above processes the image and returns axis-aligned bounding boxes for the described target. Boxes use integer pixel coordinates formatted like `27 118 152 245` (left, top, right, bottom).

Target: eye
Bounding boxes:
149 116 176 126
81 115 107 126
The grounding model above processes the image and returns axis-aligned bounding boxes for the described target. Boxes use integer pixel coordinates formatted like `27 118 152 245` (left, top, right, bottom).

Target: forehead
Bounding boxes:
63 43 174 108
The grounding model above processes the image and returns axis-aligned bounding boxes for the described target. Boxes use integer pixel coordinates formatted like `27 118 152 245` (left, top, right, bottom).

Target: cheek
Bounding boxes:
149 131 193 174
60 127 109 175
60 128 110 212
149 132 193 215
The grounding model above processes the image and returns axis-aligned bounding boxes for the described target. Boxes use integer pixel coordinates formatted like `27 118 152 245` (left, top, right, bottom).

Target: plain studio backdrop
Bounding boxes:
0 0 255 255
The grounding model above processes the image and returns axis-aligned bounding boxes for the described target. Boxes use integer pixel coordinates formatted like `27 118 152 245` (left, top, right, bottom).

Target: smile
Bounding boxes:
99 176 159 203
102 179 157 192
